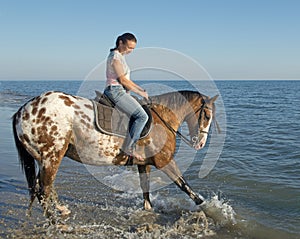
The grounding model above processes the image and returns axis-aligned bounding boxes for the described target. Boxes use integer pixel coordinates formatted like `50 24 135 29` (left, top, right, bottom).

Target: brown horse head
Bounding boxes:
184 94 219 150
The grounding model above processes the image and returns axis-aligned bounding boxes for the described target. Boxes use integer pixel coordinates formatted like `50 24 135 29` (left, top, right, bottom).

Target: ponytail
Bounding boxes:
110 33 137 52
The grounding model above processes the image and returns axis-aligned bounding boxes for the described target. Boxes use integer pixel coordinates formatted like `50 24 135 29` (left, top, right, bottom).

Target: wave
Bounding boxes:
0 90 32 108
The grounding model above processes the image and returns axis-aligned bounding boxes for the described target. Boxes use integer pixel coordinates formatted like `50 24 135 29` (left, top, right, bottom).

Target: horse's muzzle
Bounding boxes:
193 136 206 150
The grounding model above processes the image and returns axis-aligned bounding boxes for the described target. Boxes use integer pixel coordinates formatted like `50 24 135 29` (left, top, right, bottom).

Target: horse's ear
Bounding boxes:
95 90 102 97
94 90 103 101
209 95 219 103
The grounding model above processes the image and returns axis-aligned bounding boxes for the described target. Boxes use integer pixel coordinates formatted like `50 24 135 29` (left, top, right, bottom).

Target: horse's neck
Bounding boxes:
152 91 201 127
152 101 191 131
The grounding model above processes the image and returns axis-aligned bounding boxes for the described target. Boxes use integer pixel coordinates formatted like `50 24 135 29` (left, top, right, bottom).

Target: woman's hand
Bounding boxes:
140 90 149 100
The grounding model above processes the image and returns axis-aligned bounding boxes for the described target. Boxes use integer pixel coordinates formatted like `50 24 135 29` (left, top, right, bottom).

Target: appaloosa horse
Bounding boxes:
12 90 218 217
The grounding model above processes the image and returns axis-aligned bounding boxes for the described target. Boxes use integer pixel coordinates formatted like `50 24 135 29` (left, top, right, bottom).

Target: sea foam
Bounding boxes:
200 194 237 226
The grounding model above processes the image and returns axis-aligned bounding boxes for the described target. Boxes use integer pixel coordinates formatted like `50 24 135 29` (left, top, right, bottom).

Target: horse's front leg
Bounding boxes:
138 165 153 210
174 175 204 205
161 160 204 205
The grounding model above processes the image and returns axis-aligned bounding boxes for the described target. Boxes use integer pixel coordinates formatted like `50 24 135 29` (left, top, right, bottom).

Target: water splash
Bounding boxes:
200 194 237 226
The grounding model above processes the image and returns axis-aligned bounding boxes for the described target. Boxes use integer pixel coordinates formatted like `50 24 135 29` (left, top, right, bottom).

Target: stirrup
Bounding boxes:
127 149 144 162
124 154 134 166
114 149 144 166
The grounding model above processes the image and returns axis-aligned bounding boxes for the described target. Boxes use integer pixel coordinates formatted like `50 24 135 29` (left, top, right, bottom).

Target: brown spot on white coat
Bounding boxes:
58 95 74 106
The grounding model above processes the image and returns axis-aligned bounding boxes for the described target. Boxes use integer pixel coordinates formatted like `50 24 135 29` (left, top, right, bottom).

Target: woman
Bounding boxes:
104 33 149 161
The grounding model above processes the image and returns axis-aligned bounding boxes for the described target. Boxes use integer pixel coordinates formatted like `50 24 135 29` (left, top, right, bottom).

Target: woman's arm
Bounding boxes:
112 59 148 99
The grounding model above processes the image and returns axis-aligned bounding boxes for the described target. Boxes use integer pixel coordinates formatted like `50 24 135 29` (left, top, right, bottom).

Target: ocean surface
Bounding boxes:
0 80 299 238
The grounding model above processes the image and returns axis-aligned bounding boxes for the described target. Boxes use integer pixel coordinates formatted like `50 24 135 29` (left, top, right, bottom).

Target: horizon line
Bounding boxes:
1 78 300 81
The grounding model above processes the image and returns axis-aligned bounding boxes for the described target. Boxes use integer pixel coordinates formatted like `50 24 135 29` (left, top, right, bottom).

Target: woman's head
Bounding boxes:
110 33 137 54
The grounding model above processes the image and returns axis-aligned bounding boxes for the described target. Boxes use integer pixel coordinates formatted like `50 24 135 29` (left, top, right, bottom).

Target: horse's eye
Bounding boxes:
204 111 211 120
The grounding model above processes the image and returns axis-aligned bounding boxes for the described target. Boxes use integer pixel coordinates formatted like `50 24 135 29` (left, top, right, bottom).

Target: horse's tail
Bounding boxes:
12 111 36 198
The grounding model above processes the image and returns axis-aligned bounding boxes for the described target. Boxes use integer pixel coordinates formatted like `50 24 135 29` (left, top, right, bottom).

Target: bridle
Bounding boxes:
150 101 213 148
191 103 213 146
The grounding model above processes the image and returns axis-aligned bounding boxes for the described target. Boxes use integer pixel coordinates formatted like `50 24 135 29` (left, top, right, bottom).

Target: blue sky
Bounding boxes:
1 0 300 80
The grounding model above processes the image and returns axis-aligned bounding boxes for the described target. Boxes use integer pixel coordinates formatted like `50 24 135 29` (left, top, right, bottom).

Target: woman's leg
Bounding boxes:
104 86 148 157
116 93 148 153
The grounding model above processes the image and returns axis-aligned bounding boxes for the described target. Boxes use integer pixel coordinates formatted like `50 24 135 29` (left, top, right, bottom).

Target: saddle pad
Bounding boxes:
92 100 152 139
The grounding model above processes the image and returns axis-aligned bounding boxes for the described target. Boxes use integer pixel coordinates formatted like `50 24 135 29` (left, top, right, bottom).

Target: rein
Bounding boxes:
150 106 195 148
150 102 210 148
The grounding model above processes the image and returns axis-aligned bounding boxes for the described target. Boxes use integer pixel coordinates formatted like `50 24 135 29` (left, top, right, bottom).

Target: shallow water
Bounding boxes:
1 80 300 238
0 153 234 239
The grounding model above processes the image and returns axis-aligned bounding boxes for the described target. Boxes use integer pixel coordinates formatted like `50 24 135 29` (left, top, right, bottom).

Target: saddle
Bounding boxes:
92 91 152 139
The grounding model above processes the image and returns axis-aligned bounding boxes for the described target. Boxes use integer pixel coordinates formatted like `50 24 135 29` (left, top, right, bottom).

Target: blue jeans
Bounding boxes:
104 85 149 152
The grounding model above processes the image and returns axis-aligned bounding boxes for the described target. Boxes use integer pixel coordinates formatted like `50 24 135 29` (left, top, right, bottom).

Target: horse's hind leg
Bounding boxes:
50 186 71 216
39 165 59 218
27 172 41 216
138 165 153 210
38 154 68 219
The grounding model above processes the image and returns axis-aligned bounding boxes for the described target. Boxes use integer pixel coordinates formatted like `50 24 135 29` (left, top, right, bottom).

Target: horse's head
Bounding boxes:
186 94 219 150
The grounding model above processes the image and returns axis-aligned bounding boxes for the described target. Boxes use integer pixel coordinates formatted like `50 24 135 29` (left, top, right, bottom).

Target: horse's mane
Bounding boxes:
151 90 220 133
151 90 205 109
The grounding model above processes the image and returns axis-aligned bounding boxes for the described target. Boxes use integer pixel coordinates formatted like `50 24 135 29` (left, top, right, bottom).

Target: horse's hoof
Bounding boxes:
61 208 71 216
56 223 72 232
56 205 71 216
144 200 153 211
26 209 32 217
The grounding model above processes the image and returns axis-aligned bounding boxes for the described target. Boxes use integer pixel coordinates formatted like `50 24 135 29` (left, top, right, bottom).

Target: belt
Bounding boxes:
106 85 122 90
